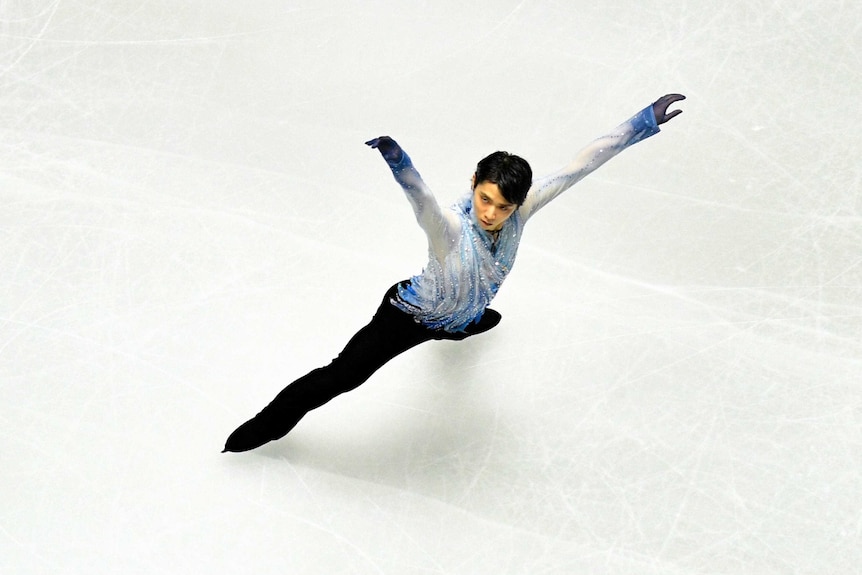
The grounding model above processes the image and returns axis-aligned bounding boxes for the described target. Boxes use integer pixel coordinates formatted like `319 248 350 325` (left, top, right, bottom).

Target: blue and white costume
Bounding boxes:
384 105 660 332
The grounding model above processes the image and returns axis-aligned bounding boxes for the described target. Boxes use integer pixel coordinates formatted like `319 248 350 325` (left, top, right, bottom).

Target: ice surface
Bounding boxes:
2 1 861 573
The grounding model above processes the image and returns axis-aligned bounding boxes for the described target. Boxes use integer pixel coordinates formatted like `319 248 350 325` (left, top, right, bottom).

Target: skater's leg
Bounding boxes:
246 304 502 438
223 284 433 452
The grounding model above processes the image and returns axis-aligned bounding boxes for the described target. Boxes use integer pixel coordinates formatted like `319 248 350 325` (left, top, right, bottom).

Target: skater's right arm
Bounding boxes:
366 136 457 258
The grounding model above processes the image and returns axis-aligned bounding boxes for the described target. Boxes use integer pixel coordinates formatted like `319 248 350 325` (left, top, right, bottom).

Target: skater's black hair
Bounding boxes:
473 151 532 206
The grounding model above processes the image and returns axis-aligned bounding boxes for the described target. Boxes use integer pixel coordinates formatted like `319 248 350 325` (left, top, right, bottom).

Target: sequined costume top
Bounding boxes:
377 105 660 332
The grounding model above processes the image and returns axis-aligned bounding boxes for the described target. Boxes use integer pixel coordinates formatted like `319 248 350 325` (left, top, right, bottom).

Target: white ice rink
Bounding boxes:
2 1 861 573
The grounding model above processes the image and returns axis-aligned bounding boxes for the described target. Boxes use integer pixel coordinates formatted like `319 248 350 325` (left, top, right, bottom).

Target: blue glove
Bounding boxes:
365 136 404 165
652 94 685 124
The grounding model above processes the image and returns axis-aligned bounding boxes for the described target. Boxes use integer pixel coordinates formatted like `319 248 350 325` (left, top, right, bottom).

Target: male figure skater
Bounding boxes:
223 94 685 453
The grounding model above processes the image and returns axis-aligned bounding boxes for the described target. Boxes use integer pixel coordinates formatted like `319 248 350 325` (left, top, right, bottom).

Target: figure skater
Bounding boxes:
223 94 685 452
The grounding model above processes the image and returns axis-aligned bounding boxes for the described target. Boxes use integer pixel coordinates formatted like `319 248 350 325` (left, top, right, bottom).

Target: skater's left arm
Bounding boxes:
520 94 685 220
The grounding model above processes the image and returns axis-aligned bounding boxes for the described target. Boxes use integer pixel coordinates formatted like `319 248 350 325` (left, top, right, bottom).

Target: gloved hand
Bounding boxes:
365 136 404 164
652 94 686 124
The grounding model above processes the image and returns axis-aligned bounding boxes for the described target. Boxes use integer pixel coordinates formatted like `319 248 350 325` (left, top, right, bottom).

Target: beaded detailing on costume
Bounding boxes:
393 192 522 333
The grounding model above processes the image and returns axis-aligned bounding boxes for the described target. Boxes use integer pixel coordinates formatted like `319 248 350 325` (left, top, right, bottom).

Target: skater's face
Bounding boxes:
472 179 516 232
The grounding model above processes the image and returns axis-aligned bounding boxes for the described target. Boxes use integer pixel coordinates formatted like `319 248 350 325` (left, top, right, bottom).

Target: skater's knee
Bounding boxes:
467 308 501 336
483 309 501 328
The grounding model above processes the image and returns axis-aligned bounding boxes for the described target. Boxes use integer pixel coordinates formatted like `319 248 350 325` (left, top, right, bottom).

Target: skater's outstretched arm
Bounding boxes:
366 136 457 261
519 93 685 221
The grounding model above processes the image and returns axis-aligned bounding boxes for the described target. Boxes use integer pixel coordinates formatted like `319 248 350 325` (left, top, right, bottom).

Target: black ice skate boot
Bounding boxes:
222 404 306 453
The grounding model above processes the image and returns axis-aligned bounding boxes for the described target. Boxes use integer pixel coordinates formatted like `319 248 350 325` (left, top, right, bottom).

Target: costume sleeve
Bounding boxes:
379 148 458 261
519 105 660 221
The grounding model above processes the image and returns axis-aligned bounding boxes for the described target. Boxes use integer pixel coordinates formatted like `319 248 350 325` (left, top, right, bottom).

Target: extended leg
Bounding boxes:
223 284 434 452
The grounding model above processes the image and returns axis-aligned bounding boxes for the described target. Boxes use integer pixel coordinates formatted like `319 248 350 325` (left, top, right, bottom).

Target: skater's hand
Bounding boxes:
652 94 685 125
365 136 404 164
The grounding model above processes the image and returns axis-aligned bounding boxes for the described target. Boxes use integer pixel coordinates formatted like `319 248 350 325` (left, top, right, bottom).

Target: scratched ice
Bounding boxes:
2 1 861 574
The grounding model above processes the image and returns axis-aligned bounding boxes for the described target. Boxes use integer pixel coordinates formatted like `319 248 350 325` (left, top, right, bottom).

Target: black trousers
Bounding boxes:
223 281 501 452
